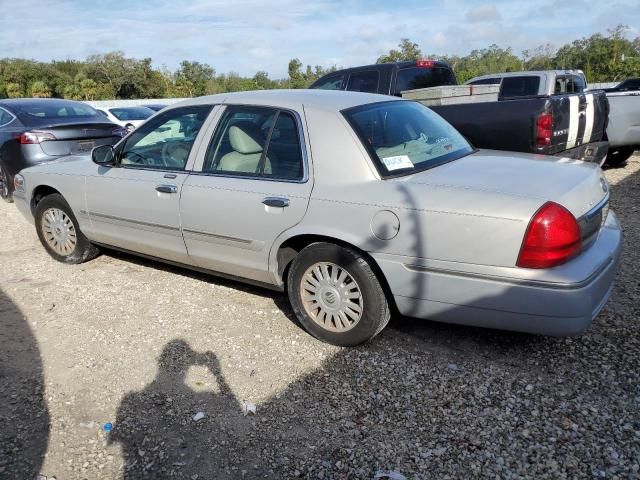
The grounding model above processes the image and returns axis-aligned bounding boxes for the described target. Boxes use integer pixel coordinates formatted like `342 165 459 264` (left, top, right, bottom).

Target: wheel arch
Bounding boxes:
30 185 62 216
273 232 397 312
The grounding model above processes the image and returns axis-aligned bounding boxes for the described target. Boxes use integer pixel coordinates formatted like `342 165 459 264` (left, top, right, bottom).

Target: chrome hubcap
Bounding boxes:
41 208 77 255
300 262 363 332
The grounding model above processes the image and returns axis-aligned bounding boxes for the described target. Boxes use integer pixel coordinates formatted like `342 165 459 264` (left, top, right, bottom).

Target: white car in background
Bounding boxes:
96 106 155 132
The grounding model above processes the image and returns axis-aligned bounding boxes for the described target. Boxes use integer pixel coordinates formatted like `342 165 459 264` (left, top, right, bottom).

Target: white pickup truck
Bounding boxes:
467 71 640 166
601 81 640 164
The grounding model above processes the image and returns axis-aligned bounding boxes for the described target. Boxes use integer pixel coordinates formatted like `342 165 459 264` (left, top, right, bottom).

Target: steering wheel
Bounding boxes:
161 141 190 168
124 151 150 166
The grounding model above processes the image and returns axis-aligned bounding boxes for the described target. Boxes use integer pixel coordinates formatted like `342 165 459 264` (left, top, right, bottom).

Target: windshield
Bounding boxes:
343 101 473 177
109 107 154 121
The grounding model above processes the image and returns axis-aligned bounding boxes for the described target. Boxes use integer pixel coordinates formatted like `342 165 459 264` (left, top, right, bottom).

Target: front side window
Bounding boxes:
120 105 212 170
343 100 473 177
347 71 380 93
203 105 304 181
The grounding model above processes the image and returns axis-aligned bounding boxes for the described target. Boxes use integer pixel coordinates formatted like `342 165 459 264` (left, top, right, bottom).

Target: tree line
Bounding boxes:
0 25 637 100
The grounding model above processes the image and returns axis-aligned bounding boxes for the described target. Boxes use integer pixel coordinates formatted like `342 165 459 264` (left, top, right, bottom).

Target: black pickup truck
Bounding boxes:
310 61 610 164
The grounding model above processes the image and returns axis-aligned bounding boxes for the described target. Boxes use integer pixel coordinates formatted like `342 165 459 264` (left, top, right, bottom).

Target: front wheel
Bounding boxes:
0 162 13 202
34 193 100 264
287 242 391 346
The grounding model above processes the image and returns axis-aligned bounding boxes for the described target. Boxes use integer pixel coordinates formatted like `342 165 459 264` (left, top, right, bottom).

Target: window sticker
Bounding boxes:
381 155 414 171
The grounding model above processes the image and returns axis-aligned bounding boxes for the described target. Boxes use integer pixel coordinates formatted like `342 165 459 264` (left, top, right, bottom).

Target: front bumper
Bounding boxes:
560 141 609 165
13 190 34 225
372 210 622 336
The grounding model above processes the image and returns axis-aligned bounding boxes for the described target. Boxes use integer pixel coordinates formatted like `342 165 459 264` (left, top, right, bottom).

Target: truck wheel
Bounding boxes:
0 162 12 202
34 193 100 264
287 242 390 346
604 147 634 167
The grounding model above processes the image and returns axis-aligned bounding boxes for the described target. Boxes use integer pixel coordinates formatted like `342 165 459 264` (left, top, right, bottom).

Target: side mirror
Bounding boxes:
92 144 116 166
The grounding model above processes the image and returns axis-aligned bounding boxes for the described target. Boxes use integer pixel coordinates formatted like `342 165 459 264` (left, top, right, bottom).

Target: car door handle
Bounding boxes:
262 197 290 208
156 184 178 194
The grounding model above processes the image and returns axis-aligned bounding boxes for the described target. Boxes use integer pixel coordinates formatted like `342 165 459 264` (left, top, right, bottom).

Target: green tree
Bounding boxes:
30 80 52 98
174 60 215 97
376 39 422 64
5 82 23 98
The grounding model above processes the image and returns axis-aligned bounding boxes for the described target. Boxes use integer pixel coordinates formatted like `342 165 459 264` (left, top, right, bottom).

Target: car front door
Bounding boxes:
180 104 313 284
84 105 215 264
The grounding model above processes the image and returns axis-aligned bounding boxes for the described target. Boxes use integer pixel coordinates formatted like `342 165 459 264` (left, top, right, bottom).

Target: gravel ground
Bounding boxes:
1 155 639 480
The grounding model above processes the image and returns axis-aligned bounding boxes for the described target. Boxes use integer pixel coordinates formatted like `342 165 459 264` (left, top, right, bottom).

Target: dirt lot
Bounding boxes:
1 156 639 480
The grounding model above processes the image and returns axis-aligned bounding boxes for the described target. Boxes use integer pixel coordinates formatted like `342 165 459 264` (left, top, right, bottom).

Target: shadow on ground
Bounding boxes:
104 161 639 478
0 288 50 478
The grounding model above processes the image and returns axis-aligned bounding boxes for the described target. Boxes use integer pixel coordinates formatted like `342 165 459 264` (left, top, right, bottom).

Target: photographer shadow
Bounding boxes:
109 340 250 479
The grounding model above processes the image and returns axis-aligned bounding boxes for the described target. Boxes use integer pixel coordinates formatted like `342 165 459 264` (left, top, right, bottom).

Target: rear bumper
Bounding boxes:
372 210 622 336
560 141 609 165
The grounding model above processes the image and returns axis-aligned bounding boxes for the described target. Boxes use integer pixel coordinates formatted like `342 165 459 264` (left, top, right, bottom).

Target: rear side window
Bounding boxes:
204 105 304 181
347 71 380 93
468 77 500 85
394 67 456 95
499 76 541 99
0 108 15 127
313 74 345 90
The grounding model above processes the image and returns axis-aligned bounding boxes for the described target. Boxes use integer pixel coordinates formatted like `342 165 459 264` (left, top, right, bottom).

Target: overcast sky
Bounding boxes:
0 0 638 77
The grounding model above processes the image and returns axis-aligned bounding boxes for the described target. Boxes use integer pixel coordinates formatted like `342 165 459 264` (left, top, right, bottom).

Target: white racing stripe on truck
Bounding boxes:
582 93 594 143
566 96 579 149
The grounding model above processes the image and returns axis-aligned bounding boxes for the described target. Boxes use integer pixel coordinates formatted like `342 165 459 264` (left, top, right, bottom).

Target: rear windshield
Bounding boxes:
499 76 541 99
109 107 154 121
393 67 456 95
343 100 473 177
14 102 101 125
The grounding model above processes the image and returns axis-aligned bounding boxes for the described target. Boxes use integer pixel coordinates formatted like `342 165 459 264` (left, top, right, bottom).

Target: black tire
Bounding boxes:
0 161 13 203
287 242 391 346
34 193 100 264
604 147 634 167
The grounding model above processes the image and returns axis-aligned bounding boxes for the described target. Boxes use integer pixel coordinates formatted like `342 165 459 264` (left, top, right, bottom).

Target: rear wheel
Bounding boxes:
604 147 634 167
34 194 100 264
287 242 390 346
0 162 13 202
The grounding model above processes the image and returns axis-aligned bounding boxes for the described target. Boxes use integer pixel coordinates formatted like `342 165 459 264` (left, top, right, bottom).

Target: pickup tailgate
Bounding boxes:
547 89 608 155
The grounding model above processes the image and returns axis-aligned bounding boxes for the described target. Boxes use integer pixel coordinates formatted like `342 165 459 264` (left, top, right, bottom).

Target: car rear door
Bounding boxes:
84 105 215 264
180 103 313 284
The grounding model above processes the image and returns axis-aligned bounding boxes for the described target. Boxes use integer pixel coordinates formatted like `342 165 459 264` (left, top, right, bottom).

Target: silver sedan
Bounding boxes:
11 90 622 346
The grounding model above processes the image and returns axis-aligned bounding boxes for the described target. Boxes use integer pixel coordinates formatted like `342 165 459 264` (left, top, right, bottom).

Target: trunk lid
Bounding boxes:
33 122 120 156
394 149 609 219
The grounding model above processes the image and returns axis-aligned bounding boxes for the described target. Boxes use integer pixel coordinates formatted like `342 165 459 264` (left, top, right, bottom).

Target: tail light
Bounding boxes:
112 127 128 137
416 59 435 68
517 202 581 269
536 112 553 147
19 131 56 144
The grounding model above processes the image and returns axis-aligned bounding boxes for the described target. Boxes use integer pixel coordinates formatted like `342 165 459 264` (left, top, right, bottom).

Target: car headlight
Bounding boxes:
13 174 25 192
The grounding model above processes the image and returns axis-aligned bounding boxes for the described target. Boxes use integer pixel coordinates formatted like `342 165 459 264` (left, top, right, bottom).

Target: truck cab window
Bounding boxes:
347 71 380 93
313 74 345 90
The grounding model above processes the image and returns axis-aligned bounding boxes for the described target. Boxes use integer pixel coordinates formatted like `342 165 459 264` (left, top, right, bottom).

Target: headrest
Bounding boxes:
228 122 264 154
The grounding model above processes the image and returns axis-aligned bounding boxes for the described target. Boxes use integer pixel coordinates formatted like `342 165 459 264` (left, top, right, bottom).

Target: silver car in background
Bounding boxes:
12 90 622 346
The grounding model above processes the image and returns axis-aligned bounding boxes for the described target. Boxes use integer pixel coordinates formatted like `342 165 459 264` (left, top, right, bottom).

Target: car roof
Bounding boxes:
171 89 401 112
467 70 585 83
0 98 92 109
